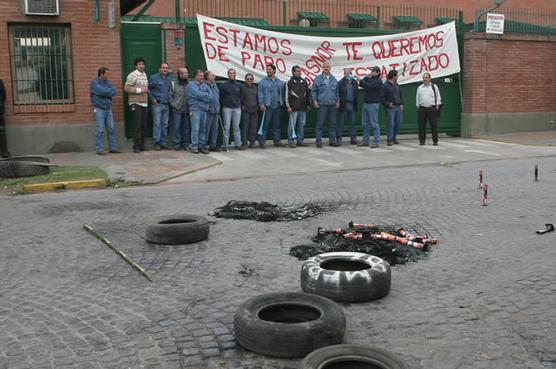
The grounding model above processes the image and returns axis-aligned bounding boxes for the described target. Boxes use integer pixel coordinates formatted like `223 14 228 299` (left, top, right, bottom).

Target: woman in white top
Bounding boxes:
415 72 441 146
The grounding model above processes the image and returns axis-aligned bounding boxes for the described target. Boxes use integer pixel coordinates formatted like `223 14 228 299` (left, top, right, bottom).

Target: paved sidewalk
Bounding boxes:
44 150 221 185
476 129 556 146
38 134 556 186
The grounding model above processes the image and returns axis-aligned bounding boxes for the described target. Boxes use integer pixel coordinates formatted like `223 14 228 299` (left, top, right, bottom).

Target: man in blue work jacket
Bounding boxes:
90 67 120 155
148 62 173 150
311 62 340 148
258 64 284 148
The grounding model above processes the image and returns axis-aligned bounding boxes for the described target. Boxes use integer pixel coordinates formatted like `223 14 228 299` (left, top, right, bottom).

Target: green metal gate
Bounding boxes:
120 21 163 138
120 12 463 139
184 22 463 138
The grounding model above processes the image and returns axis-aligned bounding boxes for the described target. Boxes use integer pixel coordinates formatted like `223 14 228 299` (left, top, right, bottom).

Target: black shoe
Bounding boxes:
160 145 168 150
200 148 210 154
96 150 106 155
236 146 246 151
433 142 438 146
140 147 149 151
191 149 199 154
273 142 284 147
357 143 369 147
329 142 339 147
174 146 183 151
392 139 399 144
288 143 296 148
419 142 425 146
259 143 266 149
297 142 309 147
133 148 140 153
350 140 358 145
316 142 323 148
249 143 255 149
0 152 10 158
153 144 161 151
370 144 379 148
387 141 393 146
109 149 122 154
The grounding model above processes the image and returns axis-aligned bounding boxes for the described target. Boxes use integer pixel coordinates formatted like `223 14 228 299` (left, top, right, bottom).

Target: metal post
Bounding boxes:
175 0 181 23
473 1 505 32
283 0 287 27
95 0 101 21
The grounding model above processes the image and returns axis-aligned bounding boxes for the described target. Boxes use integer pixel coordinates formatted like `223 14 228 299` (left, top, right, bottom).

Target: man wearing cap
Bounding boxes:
380 69 403 146
357 66 383 148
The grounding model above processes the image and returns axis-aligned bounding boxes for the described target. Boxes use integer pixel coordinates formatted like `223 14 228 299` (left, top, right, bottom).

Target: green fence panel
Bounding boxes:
185 24 463 138
120 22 163 138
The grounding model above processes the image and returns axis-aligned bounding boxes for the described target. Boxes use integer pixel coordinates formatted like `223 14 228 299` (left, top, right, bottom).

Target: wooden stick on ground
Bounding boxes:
83 224 153 282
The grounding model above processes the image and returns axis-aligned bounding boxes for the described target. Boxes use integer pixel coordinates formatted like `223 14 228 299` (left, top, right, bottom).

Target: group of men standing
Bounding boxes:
90 57 442 155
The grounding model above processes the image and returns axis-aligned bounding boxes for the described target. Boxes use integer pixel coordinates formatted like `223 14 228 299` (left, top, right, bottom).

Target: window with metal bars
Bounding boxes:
8 23 74 105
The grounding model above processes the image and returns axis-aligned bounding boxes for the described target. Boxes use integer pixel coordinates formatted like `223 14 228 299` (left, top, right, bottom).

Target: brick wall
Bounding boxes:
0 0 122 127
140 0 556 24
463 33 556 114
161 22 186 73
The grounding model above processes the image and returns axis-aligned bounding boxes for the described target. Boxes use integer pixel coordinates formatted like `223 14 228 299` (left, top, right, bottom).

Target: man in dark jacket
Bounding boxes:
0 79 9 158
358 66 383 148
380 69 404 146
337 68 359 145
285 65 310 148
90 67 120 155
170 67 190 150
240 73 258 148
219 69 244 150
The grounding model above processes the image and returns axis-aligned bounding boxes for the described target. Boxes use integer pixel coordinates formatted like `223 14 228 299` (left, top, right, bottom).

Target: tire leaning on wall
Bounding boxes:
300 252 391 302
0 160 52 178
233 292 346 358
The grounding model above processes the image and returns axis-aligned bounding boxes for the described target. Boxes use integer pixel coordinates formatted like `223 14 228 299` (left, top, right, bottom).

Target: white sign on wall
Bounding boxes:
486 13 505 34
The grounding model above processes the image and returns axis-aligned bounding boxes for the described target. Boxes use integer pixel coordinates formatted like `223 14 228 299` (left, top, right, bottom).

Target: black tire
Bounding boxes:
0 161 51 178
300 252 391 302
233 292 346 358
145 215 209 245
300 344 409 369
0 155 50 163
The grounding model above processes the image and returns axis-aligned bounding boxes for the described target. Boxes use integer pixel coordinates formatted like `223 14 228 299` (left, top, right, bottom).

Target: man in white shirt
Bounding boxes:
415 72 441 146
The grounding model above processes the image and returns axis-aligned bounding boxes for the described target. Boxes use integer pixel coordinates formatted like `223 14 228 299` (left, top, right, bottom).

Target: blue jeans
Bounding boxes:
222 107 242 147
386 105 403 141
190 110 207 151
152 103 170 146
316 105 337 144
288 111 307 144
259 107 281 144
363 103 380 145
206 113 219 149
173 112 190 149
337 105 356 143
94 108 117 152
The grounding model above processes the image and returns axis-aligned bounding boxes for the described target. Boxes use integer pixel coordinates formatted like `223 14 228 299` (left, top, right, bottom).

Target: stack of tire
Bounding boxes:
0 156 54 178
234 251 408 368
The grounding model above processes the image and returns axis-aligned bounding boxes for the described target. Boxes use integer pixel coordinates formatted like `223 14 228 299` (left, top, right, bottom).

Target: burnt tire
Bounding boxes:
0 161 51 178
145 215 209 245
300 344 409 369
233 292 346 358
0 155 50 163
300 252 391 302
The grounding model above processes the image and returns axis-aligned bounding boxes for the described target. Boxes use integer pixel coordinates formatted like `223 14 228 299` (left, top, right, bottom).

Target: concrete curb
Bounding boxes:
148 160 223 185
23 179 107 193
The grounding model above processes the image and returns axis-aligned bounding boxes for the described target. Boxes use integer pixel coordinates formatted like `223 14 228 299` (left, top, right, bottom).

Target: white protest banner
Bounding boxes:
197 14 460 85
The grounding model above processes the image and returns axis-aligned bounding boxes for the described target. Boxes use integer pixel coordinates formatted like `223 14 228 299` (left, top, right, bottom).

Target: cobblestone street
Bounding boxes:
1 154 555 369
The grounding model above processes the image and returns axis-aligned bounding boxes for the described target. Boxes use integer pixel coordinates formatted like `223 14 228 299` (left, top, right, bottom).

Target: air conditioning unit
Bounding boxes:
23 0 60 16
